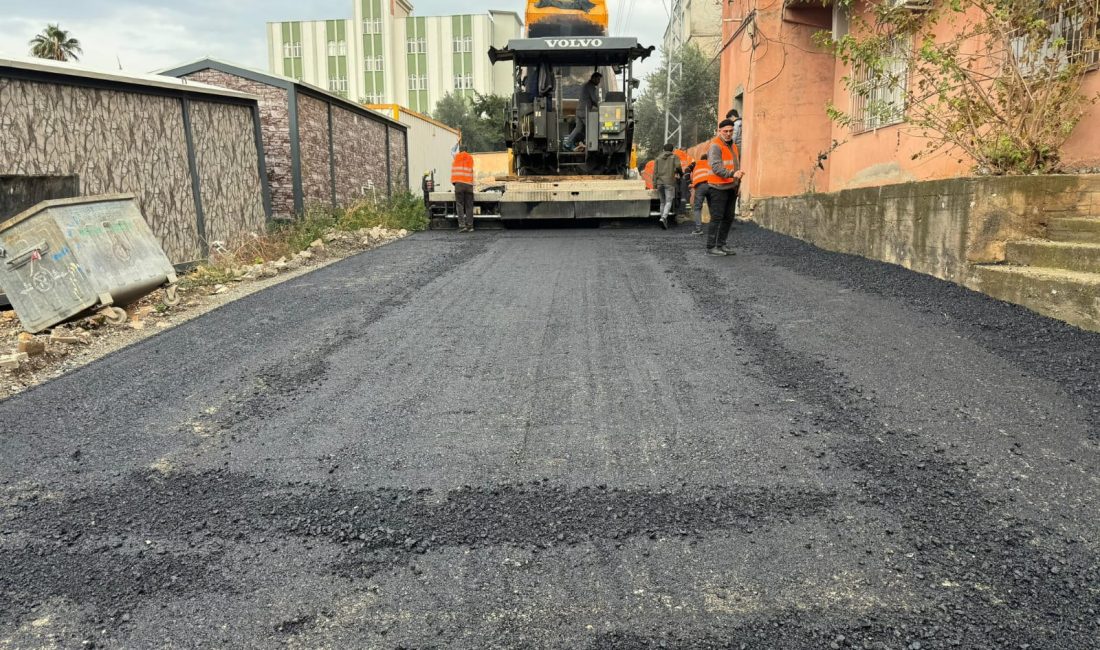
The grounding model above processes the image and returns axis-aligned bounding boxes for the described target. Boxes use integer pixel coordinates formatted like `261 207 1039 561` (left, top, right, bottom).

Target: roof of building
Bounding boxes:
0 54 258 101
366 104 461 136
158 57 405 130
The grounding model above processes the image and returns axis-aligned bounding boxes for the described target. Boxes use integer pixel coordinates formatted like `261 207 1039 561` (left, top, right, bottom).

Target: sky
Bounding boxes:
0 0 671 79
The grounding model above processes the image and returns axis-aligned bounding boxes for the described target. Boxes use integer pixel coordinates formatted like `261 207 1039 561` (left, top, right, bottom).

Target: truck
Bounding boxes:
429 0 657 224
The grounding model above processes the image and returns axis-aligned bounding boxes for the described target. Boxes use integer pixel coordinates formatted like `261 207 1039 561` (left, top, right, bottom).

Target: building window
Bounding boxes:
283 42 302 58
362 93 383 104
327 40 347 56
365 56 384 71
832 3 850 41
408 75 428 91
406 37 426 53
453 74 474 90
452 36 473 53
329 77 348 93
363 19 383 34
1011 0 1100 73
850 36 909 134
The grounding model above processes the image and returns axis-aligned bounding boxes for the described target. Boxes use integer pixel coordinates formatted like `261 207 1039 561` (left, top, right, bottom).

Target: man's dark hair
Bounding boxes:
718 118 736 129
726 109 740 119
700 153 708 160
663 143 674 152
590 71 602 80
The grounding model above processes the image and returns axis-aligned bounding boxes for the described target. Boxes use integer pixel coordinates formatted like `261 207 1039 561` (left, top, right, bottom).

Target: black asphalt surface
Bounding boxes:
2 223 1099 649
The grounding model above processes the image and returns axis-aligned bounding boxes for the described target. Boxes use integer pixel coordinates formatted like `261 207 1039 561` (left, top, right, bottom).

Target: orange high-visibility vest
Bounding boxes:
674 149 692 171
642 160 655 190
451 151 474 185
691 161 710 187
706 137 740 187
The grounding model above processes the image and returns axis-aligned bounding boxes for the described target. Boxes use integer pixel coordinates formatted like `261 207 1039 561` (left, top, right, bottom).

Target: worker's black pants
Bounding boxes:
706 185 738 250
454 183 475 230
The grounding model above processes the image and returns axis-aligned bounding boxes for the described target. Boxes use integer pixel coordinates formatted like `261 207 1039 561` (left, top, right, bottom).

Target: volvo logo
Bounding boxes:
545 38 603 48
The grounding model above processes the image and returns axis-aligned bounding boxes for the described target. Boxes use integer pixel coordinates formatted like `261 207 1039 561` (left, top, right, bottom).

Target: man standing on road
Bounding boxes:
451 143 475 233
653 143 680 229
690 153 709 235
563 71 602 151
705 119 744 256
421 171 434 212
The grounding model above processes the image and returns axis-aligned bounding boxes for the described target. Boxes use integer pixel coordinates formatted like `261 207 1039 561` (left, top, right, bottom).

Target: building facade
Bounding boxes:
714 0 1100 200
267 1 522 114
367 104 460 191
662 0 723 58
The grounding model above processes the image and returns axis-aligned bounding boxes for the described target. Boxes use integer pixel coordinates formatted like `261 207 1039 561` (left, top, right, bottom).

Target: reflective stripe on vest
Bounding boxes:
691 163 709 188
706 137 739 187
451 152 474 185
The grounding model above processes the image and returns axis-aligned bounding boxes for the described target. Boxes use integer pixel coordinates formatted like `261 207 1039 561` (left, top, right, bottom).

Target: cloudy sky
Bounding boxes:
0 0 671 79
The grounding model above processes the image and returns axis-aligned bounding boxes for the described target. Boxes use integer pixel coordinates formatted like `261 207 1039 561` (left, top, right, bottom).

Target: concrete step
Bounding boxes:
969 264 1100 332
1005 240 1100 274
1048 217 1100 244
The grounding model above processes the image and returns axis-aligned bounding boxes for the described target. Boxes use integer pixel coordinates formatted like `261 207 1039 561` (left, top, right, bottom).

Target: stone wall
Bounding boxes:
297 94 333 209
752 175 1100 285
189 101 268 248
388 127 408 194
0 77 202 261
331 106 388 205
181 69 294 218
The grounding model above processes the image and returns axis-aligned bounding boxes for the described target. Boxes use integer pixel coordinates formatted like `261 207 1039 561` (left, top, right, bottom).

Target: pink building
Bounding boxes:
714 1 1100 201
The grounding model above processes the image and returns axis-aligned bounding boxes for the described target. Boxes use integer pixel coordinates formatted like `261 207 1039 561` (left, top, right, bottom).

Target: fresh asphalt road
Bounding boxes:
1 224 1099 649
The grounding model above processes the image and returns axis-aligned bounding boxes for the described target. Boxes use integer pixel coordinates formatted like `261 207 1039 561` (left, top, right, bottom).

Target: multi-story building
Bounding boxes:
662 0 723 58
267 1 522 114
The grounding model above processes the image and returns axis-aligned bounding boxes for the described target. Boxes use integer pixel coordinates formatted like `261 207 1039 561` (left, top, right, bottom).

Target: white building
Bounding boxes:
267 1 522 114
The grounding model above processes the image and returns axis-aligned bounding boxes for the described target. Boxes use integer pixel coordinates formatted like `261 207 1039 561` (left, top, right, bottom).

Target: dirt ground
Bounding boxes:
0 228 408 398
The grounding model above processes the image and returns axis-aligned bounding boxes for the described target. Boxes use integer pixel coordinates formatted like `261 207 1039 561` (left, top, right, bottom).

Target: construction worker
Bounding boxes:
674 148 692 217
653 143 681 229
451 143 475 232
704 118 744 256
421 171 435 211
690 153 709 235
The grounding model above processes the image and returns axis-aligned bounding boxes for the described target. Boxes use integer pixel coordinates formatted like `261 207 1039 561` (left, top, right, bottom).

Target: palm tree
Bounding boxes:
28 24 83 62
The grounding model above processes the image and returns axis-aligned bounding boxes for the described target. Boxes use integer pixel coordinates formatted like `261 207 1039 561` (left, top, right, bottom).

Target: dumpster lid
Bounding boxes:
1 193 138 232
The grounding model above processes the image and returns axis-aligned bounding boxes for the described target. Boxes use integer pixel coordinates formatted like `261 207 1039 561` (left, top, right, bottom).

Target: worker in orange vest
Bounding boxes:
451 142 475 232
704 118 744 256
690 153 710 235
641 159 655 190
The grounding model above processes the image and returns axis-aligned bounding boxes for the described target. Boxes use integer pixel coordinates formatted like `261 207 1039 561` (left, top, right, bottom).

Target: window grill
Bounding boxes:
1011 0 1100 73
850 36 910 134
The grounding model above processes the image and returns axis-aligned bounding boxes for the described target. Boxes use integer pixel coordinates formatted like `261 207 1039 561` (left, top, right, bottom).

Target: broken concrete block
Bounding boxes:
0 352 29 370
309 239 325 251
17 333 46 357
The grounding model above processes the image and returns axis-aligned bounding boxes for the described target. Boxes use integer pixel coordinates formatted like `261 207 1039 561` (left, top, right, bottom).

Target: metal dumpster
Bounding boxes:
0 194 179 333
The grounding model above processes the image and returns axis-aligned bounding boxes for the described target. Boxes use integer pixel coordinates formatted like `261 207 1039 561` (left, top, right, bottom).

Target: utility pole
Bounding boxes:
663 0 685 148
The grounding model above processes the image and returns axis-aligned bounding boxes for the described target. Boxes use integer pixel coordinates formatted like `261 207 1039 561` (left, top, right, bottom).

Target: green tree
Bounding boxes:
819 0 1100 174
633 43 720 157
432 91 509 152
29 24 82 62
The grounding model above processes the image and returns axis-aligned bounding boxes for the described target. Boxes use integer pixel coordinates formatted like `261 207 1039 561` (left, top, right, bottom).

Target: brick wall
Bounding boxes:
388 127 408 194
181 69 295 218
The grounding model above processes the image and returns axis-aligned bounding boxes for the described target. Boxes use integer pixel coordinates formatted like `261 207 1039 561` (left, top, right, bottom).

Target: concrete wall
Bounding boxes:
753 175 1100 285
0 73 266 263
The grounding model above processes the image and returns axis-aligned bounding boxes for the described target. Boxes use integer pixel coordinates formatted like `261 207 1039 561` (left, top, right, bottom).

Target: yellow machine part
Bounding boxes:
525 0 608 36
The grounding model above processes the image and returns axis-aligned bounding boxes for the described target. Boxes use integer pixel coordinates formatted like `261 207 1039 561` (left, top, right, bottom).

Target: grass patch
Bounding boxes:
183 192 427 289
